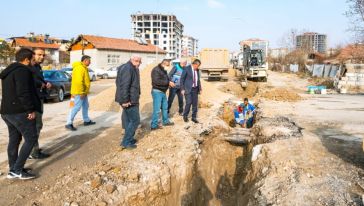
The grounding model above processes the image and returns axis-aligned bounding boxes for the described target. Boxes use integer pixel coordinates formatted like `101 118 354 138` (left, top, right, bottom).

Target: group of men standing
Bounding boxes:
115 57 202 149
0 51 201 179
0 48 96 180
0 48 51 180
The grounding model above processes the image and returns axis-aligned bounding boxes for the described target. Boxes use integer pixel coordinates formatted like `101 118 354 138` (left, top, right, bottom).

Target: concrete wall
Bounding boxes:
70 49 165 71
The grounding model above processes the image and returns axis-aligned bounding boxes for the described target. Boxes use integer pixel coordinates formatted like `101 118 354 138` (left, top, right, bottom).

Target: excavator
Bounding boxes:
233 45 268 88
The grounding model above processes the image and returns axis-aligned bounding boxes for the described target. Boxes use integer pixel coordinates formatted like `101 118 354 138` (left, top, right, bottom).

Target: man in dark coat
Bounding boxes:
0 48 40 179
29 48 52 159
115 55 142 149
180 59 202 123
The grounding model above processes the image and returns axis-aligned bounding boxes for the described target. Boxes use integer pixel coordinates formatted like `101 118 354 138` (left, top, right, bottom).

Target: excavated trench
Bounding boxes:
164 82 303 206
175 113 303 206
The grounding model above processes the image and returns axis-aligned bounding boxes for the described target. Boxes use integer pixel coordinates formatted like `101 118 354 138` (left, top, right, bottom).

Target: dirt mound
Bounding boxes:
89 86 120 112
90 64 156 113
220 81 259 99
260 88 302 102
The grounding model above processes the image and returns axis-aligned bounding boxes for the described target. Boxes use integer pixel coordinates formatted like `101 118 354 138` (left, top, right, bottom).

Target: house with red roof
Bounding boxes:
10 33 70 66
69 34 166 71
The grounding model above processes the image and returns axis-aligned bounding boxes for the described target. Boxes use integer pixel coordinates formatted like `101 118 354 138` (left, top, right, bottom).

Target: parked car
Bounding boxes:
43 70 71 102
96 67 118 79
61 67 97 81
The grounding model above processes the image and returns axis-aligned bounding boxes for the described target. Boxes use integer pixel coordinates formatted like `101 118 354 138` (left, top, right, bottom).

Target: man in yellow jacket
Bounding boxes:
65 55 95 131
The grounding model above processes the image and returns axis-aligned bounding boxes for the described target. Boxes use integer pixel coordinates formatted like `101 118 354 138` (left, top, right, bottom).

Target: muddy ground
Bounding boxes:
0 69 363 206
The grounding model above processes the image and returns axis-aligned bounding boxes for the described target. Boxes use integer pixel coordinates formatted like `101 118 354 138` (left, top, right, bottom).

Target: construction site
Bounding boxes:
0 48 363 205
1 1 364 206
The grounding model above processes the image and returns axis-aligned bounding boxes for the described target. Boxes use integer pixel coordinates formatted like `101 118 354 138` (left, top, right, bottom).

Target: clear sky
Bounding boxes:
0 0 352 51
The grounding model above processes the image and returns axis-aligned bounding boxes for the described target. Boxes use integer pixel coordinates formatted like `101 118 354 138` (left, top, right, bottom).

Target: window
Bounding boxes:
163 41 167 44
107 54 120 64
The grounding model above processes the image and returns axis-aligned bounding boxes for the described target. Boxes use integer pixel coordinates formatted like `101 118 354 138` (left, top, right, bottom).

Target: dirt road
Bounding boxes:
0 70 363 206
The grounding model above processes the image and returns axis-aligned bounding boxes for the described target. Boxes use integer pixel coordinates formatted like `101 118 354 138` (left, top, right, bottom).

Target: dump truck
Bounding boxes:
234 39 269 87
199 48 229 81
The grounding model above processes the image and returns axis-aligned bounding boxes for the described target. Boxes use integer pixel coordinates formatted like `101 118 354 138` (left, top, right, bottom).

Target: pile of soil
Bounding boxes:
220 81 259 99
89 86 120 112
260 88 302 102
90 64 156 113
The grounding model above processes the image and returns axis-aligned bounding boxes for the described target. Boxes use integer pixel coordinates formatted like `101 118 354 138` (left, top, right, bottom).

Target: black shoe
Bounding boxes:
121 144 137 150
192 119 199 123
84 120 96 126
29 152 50 159
130 139 137 144
7 171 17 179
151 125 163 131
183 116 189 122
8 168 32 177
65 124 77 131
163 122 175 126
7 170 36 180
179 112 183 116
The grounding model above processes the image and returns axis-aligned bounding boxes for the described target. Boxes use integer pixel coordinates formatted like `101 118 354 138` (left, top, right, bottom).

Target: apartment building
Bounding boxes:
182 35 198 57
296 32 327 53
131 13 184 59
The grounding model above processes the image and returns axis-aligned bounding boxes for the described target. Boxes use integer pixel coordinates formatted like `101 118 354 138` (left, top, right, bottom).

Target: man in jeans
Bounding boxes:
0 48 41 180
65 55 95 131
167 59 187 115
115 55 142 149
150 59 174 130
29 48 52 159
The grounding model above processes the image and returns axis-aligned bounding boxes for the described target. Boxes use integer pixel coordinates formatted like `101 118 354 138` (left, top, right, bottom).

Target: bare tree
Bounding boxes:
0 41 15 66
346 0 364 41
278 28 298 51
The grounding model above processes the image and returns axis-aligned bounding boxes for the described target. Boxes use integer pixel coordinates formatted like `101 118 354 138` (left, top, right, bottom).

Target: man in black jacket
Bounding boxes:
0 48 41 180
29 48 51 159
150 59 174 130
115 55 141 149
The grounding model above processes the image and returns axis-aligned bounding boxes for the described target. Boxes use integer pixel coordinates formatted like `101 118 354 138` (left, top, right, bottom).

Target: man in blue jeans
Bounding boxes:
167 59 187 115
0 48 40 180
65 56 95 131
115 55 142 149
150 59 175 130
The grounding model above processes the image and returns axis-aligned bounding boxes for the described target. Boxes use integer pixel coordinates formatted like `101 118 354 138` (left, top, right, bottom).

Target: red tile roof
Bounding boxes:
337 44 364 62
81 35 166 54
13 38 60 49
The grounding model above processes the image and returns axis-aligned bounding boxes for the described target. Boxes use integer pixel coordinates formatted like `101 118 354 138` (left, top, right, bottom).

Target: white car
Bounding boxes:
96 67 118 79
61 67 97 81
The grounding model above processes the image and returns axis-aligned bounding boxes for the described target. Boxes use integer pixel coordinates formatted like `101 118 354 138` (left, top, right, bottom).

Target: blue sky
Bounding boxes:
0 0 352 51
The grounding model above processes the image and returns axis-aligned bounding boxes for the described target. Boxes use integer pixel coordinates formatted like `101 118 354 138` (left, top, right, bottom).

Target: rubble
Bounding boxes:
251 116 302 144
91 175 103 189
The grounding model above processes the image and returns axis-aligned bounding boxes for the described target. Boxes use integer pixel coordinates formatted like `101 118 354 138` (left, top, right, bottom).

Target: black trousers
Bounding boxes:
168 87 184 114
183 87 199 119
1 113 37 173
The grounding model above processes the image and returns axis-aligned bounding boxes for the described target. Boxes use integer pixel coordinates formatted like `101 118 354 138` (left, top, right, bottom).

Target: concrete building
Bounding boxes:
181 35 198 57
296 32 327 53
69 34 166 71
131 13 184 59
